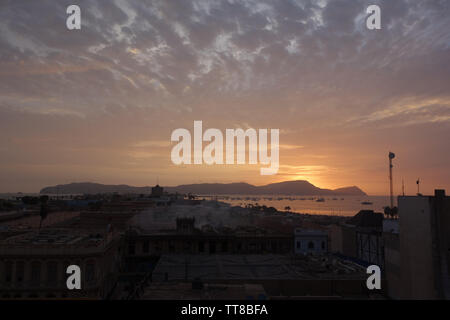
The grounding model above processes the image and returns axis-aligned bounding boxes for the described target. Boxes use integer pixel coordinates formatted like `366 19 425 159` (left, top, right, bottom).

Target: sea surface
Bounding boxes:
0 193 394 217
200 194 394 216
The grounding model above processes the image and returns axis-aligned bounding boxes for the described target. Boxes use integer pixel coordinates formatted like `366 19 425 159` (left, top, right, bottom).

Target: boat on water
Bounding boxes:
316 198 325 202
361 201 373 205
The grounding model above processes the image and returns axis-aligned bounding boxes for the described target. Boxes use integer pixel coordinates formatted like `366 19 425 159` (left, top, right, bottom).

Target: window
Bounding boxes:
198 241 205 253
86 261 95 285
308 241 314 250
16 261 25 285
296 241 301 249
31 261 41 287
47 261 58 286
128 242 135 255
209 242 216 254
321 241 325 250
5 261 13 284
271 241 277 252
143 240 149 253
154 241 161 252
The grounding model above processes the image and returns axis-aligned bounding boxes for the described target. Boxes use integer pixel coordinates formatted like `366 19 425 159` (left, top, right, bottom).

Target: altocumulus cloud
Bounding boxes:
0 0 449 193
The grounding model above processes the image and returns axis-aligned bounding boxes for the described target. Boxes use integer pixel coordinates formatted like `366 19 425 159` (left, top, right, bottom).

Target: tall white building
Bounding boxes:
384 190 450 299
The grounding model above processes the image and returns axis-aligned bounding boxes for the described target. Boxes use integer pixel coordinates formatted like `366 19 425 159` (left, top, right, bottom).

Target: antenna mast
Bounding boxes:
389 152 395 209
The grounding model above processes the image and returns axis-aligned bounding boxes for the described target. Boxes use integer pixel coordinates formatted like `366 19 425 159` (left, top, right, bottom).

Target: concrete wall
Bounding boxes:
398 196 436 299
384 193 450 299
328 224 356 258
341 225 357 258
329 224 343 254
430 192 450 299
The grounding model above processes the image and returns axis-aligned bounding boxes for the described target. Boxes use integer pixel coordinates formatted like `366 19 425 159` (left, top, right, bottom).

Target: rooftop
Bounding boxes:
0 228 118 256
4 228 103 245
140 282 267 300
295 228 328 236
346 210 383 228
152 254 366 282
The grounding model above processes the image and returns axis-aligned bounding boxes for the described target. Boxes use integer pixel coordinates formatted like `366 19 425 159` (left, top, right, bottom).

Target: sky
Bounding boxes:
0 0 449 195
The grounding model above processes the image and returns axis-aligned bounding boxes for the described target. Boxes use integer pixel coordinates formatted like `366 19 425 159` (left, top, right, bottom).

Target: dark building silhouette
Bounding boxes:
151 185 164 197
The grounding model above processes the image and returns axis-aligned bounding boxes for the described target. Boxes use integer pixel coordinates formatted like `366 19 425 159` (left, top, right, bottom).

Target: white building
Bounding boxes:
294 228 328 255
384 190 450 299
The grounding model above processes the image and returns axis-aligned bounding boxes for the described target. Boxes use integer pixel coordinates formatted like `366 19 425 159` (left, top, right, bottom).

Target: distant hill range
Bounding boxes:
40 180 366 196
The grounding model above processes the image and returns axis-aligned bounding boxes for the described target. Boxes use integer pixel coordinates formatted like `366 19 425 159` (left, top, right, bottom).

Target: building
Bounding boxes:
124 228 293 260
0 228 123 299
329 210 384 267
329 223 357 258
350 210 384 268
151 185 164 197
143 254 374 299
294 228 328 255
385 190 450 299
124 224 293 258
176 217 196 234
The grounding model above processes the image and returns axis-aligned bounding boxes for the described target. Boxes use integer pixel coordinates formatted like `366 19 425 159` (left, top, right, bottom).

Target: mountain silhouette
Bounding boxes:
40 180 366 196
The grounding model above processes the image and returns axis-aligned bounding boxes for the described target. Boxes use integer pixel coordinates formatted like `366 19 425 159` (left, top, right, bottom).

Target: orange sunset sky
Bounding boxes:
0 0 449 195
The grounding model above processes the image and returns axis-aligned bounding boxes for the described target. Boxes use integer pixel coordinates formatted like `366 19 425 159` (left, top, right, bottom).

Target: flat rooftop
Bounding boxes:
0 228 108 248
295 228 328 236
140 282 267 300
152 254 366 282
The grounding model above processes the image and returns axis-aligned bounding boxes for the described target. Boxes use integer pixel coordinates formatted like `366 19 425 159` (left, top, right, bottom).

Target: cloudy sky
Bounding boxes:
0 0 449 194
